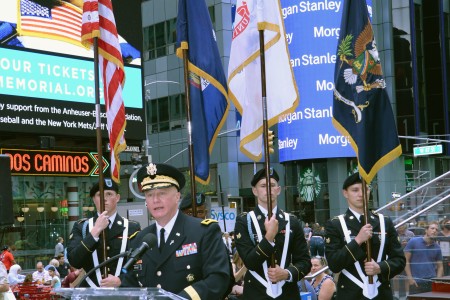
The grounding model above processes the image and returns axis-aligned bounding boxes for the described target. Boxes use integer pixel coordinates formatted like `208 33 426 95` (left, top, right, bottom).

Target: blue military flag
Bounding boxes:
333 0 401 184
176 0 229 184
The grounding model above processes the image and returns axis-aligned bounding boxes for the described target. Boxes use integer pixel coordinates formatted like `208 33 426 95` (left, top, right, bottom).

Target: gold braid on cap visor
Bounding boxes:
141 175 180 190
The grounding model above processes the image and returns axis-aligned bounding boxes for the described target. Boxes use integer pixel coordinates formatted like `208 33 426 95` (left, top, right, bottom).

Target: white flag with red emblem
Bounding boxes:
81 0 126 183
227 0 299 161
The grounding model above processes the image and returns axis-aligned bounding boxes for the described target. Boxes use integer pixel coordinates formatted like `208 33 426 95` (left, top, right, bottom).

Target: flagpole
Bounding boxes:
259 28 275 268
362 179 373 284
93 37 107 278
182 49 197 217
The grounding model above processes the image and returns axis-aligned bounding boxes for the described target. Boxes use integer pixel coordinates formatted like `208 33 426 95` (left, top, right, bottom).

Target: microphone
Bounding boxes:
121 233 157 273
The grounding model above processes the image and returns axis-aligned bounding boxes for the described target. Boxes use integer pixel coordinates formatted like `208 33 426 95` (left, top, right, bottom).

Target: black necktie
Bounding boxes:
159 228 165 252
359 215 365 224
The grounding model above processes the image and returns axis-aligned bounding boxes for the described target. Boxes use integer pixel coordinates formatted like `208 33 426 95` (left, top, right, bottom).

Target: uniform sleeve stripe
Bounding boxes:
81 241 93 253
291 265 300 281
257 244 269 258
184 285 201 300
345 245 357 262
383 260 391 280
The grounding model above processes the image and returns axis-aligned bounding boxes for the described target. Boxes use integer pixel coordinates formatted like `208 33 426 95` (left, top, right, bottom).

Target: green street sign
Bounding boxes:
413 144 443 157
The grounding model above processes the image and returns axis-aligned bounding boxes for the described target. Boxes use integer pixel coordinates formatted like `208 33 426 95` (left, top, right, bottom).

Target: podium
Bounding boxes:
53 288 187 300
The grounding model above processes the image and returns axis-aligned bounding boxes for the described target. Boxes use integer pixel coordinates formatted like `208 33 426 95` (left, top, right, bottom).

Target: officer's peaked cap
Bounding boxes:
137 163 185 192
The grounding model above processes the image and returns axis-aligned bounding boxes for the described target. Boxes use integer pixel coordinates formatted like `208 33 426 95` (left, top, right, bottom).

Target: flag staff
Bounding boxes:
181 49 197 217
258 28 275 268
92 37 108 278
361 179 373 283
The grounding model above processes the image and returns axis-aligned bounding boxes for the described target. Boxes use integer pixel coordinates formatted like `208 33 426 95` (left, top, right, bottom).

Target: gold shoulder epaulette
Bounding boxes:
201 219 218 226
331 215 342 220
77 218 88 224
239 212 248 217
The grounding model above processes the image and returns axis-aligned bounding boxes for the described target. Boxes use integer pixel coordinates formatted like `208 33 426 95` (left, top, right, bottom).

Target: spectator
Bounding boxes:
228 251 247 299
47 266 61 289
45 259 60 278
309 223 325 257
437 218 450 276
438 219 450 237
55 253 70 279
304 223 313 244
7 264 25 285
229 231 236 254
309 256 335 300
54 237 64 258
395 221 415 299
405 221 444 294
223 232 233 256
23 274 33 284
0 261 14 299
0 246 15 273
298 278 317 300
397 222 415 249
32 262 51 284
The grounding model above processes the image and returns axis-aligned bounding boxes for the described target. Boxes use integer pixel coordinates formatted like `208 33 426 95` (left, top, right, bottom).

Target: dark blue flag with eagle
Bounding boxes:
332 0 401 184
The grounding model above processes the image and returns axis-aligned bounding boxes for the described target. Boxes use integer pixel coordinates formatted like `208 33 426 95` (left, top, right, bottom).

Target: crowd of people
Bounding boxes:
1 165 448 300
0 235 85 298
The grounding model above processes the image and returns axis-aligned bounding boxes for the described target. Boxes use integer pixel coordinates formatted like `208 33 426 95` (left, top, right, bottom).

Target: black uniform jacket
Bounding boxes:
234 207 311 300
121 212 230 300
325 209 406 300
67 214 141 287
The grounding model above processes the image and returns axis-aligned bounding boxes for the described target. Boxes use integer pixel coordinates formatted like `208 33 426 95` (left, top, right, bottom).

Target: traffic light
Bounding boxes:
267 130 275 153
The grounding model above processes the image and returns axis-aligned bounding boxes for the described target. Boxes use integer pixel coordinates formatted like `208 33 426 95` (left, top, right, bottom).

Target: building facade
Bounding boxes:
141 0 450 225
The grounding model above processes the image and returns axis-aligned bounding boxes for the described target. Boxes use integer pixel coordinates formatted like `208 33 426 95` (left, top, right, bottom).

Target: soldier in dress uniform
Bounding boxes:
121 163 230 300
234 168 311 299
67 178 141 287
325 173 405 300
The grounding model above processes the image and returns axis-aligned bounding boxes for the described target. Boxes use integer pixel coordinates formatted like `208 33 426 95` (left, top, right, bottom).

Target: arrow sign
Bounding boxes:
90 153 110 176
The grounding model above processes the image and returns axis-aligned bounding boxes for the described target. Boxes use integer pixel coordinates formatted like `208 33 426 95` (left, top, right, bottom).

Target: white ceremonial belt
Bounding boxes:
338 214 386 299
248 211 290 298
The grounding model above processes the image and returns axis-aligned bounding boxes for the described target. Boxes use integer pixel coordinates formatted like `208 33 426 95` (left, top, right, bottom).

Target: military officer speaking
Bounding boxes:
325 173 406 299
234 168 311 299
67 178 141 287
121 163 230 299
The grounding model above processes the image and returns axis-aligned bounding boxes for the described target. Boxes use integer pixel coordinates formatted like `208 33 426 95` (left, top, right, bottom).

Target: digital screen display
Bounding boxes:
0 0 145 141
278 0 372 162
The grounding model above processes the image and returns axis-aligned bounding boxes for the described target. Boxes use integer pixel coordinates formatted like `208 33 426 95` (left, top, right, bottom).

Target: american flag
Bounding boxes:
18 0 83 47
81 0 127 183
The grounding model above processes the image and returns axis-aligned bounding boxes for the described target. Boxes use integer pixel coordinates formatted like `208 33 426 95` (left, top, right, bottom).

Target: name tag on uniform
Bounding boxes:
176 243 198 257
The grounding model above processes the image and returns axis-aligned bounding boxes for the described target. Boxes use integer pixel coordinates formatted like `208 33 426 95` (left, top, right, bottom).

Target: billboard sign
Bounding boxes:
278 0 372 161
0 0 145 140
1 148 109 176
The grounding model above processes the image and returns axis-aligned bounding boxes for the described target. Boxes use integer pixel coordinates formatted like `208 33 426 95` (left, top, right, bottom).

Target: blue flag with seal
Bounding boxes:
176 0 229 184
333 0 401 184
